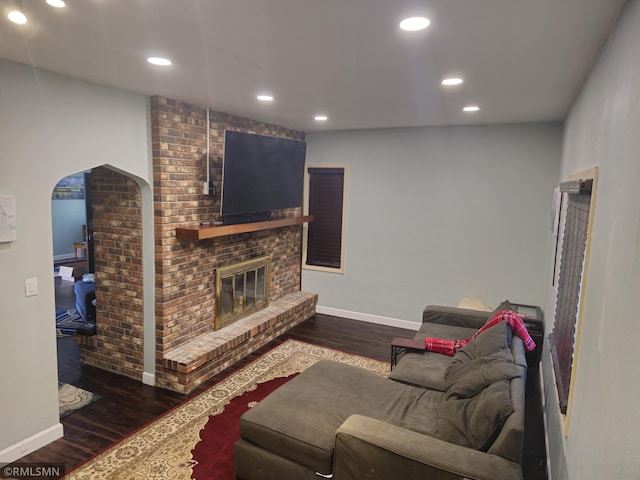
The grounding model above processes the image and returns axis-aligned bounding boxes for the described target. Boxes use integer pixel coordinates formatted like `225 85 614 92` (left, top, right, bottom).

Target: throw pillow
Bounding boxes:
435 379 514 451
444 352 522 399
456 298 493 312
448 321 513 368
491 300 513 317
476 309 536 353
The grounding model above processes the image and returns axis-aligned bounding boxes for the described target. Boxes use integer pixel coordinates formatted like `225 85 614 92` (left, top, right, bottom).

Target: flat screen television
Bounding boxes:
221 130 306 224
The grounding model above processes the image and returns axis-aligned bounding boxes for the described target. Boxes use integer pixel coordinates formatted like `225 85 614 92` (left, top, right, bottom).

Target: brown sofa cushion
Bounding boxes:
491 299 514 316
389 322 477 390
435 379 514 450
239 360 443 475
388 351 451 391
415 321 478 341
444 351 522 399
447 321 512 367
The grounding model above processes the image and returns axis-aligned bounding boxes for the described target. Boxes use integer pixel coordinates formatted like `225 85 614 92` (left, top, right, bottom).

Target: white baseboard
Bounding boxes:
142 372 155 386
539 367 552 480
315 306 420 331
53 253 76 262
0 423 63 463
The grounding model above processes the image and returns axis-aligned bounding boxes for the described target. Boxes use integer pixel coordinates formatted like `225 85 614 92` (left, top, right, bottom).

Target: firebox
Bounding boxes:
215 256 270 330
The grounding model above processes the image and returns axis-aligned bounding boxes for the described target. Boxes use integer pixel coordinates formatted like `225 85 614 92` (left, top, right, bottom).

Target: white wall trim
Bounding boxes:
142 372 155 386
539 367 553 480
316 305 420 331
0 423 63 463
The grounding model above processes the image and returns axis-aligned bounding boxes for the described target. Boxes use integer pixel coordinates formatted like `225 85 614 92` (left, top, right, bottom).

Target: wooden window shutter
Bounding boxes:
549 180 592 414
307 168 344 268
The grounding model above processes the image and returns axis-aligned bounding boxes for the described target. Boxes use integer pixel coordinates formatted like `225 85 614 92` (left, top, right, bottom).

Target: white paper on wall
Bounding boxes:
0 194 16 242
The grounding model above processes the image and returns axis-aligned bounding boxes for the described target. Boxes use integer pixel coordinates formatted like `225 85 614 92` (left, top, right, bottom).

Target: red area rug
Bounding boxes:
190 375 294 479
63 340 387 479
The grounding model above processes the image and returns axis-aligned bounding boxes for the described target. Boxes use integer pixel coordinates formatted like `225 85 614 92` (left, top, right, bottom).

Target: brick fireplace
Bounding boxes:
151 97 316 392
77 96 317 393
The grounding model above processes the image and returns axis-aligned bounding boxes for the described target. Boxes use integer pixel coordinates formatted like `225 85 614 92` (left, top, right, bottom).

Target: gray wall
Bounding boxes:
51 199 86 259
6 1 639 468
0 60 152 459
303 124 562 324
541 0 640 478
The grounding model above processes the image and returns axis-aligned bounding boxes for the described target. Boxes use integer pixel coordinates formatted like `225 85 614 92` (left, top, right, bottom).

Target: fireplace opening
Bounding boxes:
215 256 270 330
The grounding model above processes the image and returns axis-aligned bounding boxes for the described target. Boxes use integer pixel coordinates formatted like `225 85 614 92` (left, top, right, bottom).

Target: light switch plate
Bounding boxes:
25 277 38 296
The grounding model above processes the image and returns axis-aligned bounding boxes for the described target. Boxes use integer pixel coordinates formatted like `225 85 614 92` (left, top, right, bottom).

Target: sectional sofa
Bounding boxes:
235 303 528 480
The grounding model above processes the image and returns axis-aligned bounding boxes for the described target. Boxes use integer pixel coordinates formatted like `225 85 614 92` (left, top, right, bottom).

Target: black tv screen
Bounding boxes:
221 130 306 220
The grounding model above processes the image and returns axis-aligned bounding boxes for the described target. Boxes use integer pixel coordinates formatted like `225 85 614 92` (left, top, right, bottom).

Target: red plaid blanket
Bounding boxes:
424 310 536 356
424 337 468 356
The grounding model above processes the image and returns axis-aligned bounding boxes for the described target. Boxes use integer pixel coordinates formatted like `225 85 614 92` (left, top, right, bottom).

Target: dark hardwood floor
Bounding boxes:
18 278 547 479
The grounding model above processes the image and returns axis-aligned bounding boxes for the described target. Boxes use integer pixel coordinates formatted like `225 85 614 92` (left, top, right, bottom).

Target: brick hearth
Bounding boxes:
161 291 317 393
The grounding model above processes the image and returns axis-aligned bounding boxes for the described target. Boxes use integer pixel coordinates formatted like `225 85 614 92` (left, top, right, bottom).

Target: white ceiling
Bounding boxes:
0 0 627 132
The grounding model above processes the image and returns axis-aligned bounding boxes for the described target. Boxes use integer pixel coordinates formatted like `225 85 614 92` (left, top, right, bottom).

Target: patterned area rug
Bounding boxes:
59 383 101 418
64 340 387 479
56 309 84 337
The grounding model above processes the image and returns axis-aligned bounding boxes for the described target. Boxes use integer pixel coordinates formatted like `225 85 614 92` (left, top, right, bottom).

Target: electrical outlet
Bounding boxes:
25 277 38 296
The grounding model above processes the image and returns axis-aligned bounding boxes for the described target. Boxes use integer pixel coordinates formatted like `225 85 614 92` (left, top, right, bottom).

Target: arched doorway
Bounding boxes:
52 165 155 388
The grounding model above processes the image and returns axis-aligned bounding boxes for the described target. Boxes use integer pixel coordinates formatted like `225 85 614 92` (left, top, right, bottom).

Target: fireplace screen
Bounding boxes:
215 256 269 330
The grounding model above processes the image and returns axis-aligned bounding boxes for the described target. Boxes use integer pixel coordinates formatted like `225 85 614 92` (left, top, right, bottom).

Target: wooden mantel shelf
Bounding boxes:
175 215 313 240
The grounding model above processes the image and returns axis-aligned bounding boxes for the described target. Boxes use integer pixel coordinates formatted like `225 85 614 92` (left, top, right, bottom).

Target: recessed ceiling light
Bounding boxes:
314 115 328 121
8 6 27 24
442 77 464 86
463 105 480 112
46 0 66 7
257 95 274 102
147 57 172 66
399 17 430 31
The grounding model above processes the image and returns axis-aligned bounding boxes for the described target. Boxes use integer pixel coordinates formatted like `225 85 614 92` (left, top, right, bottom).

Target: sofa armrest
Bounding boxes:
422 305 490 330
334 415 523 480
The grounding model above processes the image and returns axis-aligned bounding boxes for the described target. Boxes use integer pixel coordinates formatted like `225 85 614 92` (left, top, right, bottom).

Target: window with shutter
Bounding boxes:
549 171 596 425
304 166 346 272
